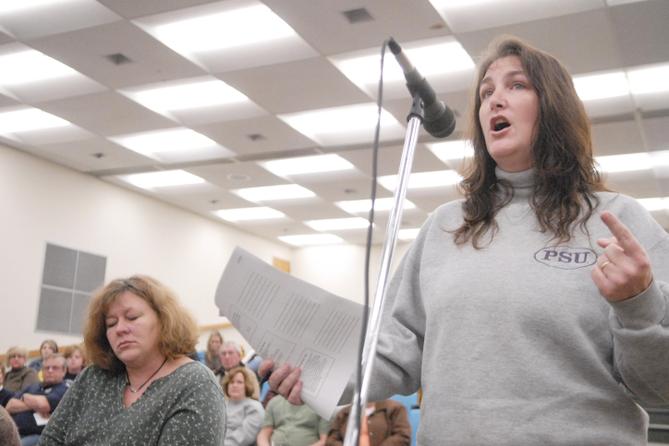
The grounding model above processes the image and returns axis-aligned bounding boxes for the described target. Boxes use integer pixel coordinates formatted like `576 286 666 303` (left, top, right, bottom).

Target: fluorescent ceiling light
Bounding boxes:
214 207 286 222
261 154 355 176
595 153 652 173
628 64 669 95
119 170 205 190
0 108 71 134
651 150 669 166
378 170 463 192
332 39 474 87
637 197 669 212
398 228 421 241
278 233 344 246
152 3 297 54
279 103 401 145
304 217 370 231
0 50 79 86
429 0 492 9
126 79 249 113
605 0 650 5
233 184 316 202
427 139 474 162
0 0 80 15
573 72 629 101
111 128 219 156
336 197 416 214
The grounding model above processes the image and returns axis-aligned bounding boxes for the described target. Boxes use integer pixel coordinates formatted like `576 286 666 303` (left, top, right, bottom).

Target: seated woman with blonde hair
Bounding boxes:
40 275 226 445
222 366 264 446
204 331 224 372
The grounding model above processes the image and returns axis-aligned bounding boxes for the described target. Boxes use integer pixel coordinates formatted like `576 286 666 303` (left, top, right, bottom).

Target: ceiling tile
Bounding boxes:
264 0 452 55
609 0 669 67
457 8 623 75
37 90 176 137
28 21 207 89
220 57 370 114
194 115 317 158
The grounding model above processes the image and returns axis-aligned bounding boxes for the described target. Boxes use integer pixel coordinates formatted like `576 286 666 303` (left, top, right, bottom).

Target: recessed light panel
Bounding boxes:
214 207 286 222
124 79 250 114
260 154 355 176
427 139 474 162
119 170 206 190
278 233 344 246
304 217 370 231
628 63 669 95
336 197 416 214
595 153 652 173
110 128 233 163
233 184 316 202
278 103 404 146
0 0 80 15
0 49 79 86
378 170 463 192
0 108 71 134
573 72 629 101
148 3 297 54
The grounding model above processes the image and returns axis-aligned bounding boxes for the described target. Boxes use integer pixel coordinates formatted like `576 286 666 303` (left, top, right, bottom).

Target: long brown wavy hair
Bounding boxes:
84 275 198 373
454 36 605 248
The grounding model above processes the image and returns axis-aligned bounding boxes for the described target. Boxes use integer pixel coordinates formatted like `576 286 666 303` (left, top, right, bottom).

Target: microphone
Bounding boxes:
387 37 456 138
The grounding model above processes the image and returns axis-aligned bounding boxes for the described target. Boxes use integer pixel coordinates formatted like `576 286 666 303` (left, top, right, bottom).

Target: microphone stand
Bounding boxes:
343 95 424 446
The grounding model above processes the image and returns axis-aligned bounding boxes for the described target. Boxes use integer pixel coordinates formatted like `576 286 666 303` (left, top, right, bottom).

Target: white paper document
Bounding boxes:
215 247 362 419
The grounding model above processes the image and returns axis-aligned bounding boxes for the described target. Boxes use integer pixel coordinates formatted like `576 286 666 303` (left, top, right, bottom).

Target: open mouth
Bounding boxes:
494 121 510 132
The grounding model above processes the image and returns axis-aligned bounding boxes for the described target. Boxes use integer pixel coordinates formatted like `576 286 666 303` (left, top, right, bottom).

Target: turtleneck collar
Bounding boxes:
495 167 535 200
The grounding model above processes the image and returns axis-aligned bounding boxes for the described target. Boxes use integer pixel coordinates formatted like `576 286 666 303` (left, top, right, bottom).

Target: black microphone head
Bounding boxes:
423 103 456 138
387 37 401 55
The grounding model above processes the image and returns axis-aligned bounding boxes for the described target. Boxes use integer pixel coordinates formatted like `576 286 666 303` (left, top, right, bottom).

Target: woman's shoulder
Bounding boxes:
595 191 656 224
72 365 119 387
170 361 224 394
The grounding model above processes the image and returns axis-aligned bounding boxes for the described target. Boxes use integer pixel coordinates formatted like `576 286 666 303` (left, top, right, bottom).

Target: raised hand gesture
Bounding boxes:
591 211 653 302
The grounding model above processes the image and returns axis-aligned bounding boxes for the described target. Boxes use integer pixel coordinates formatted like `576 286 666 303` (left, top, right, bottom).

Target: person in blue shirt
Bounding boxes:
6 353 69 446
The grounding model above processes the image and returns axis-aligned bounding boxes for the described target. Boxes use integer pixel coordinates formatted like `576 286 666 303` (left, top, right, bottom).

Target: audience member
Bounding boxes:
222 366 264 446
4 348 38 393
6 353 68 446
63 346 86 384
216 341 244 377
0 366 14 407
29 340 59 378
256 395 328 446
0 405 20 446
205 331 224 372
39 275 226 445
326 400 411 446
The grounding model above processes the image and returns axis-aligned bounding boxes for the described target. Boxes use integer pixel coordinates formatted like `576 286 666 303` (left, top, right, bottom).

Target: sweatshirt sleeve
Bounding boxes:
367 215 433 402
608 202 669 405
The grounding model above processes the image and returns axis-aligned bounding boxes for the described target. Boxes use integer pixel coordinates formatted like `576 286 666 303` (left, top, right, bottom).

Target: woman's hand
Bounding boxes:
259 359 304 405
591 211 653 302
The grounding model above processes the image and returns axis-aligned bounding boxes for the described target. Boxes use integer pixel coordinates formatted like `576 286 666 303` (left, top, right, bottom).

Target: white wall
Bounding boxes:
290 242 411 304
0 145 291 353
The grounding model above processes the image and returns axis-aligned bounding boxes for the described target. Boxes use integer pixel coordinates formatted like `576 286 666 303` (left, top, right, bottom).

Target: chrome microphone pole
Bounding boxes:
343 95 424 446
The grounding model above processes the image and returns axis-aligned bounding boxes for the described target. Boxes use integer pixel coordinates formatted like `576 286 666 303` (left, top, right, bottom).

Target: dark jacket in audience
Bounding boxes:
4 368 38 394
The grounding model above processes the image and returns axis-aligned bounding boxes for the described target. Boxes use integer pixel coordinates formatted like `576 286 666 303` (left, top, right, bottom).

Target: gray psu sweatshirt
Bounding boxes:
369 168 669 445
